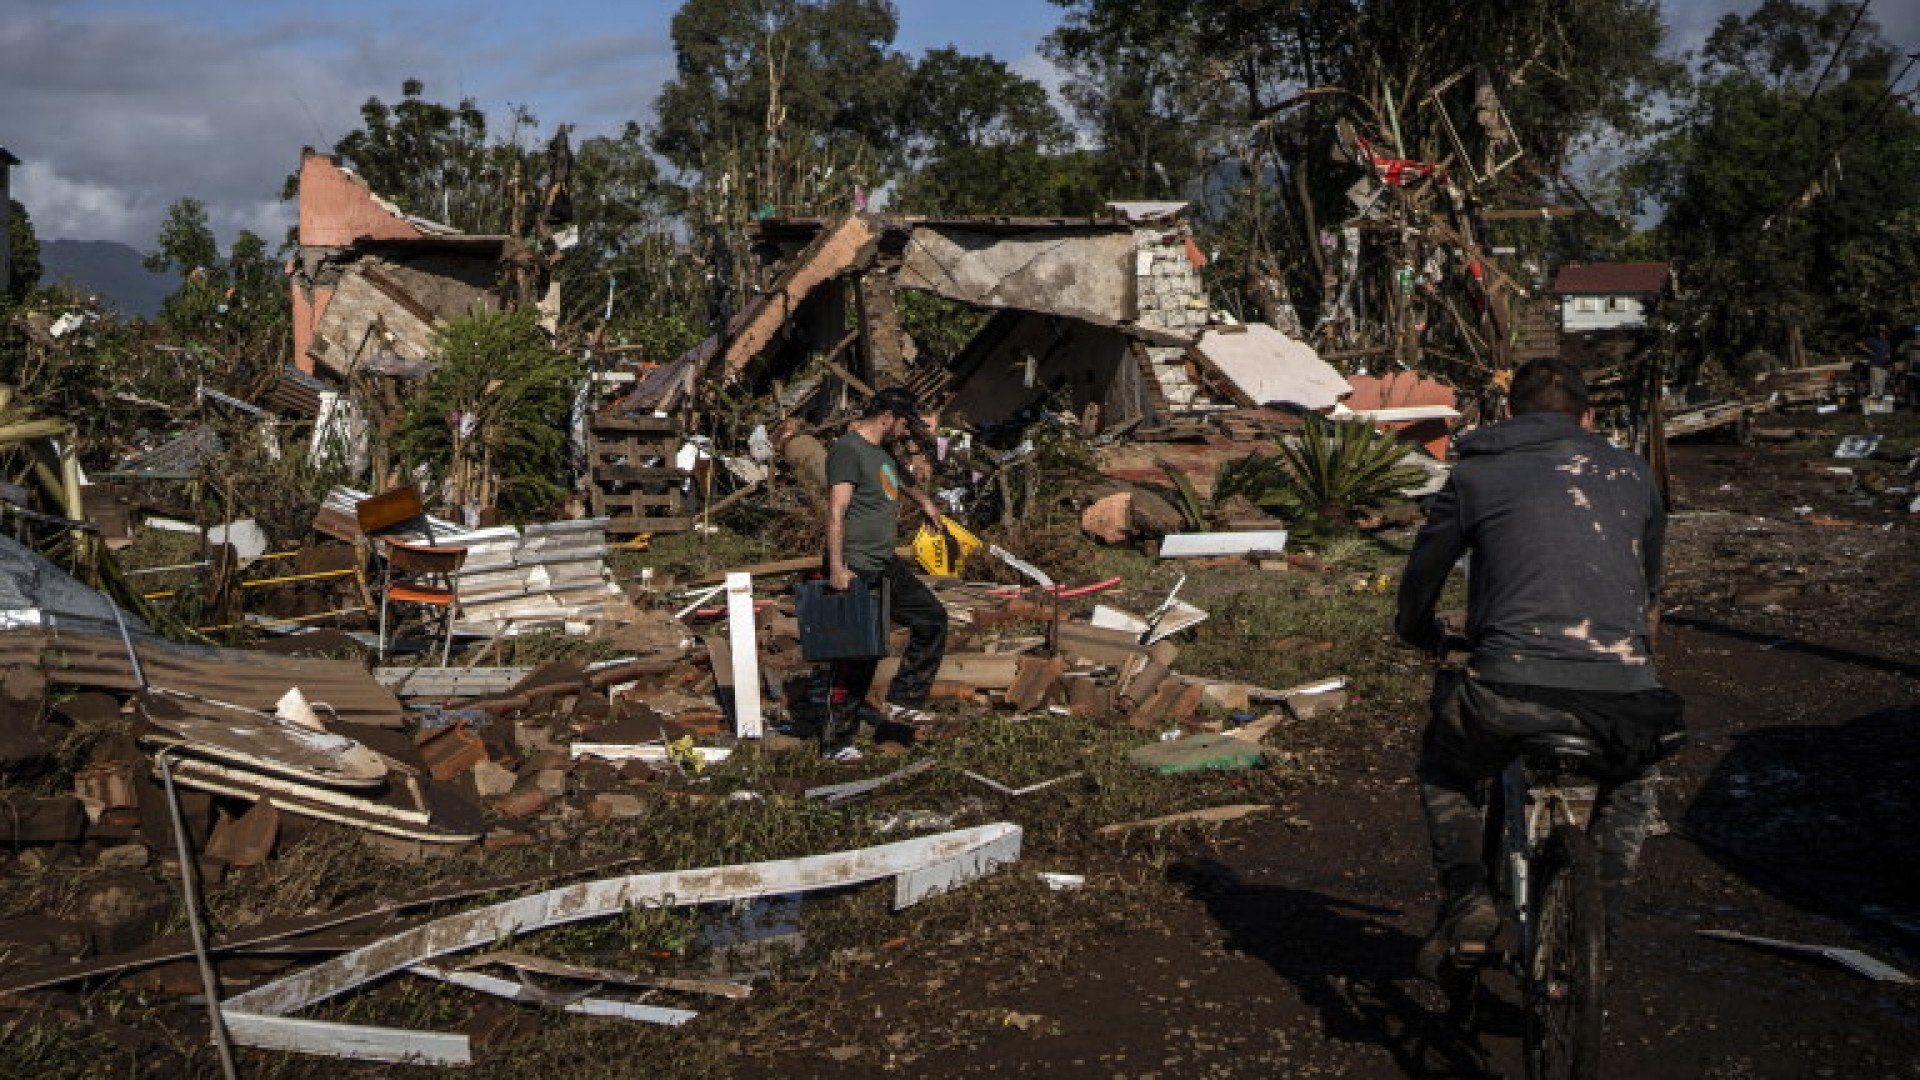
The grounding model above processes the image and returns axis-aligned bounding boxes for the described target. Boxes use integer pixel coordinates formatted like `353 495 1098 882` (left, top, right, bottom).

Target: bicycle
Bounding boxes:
1440 729 1610 1080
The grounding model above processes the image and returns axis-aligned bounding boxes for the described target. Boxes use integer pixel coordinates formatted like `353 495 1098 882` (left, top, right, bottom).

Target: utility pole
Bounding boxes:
0 147 19 299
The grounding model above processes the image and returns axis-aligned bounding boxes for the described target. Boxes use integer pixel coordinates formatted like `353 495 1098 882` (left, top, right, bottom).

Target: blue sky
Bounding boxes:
4 0 1913 249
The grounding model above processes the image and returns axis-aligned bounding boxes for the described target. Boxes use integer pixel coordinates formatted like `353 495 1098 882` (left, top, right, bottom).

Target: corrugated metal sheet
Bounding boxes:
1 628 405 726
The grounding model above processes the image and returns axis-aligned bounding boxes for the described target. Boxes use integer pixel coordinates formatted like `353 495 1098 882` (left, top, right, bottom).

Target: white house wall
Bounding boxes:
1560 294 1648 332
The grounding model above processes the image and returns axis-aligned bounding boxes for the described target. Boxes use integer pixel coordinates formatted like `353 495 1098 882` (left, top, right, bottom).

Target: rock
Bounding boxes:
587 793 646 821
204 799 279 867
470 760 517 799
492 787 549 819
1082 492 1135 545
533 769 569 798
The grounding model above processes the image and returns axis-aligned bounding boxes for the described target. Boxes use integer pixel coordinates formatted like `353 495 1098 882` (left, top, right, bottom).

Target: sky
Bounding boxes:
3 0 1915 251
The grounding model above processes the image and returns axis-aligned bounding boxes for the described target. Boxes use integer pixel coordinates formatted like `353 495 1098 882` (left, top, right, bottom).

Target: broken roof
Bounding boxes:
1551 262 1670 296
1190 324 1351 411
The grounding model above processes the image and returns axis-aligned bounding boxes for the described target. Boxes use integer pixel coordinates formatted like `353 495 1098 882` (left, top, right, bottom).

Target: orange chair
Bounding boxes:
374 540 467 664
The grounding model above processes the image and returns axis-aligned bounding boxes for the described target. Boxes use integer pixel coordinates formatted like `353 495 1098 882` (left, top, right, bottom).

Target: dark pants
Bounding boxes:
1417 671 1677 897
833 558 947 711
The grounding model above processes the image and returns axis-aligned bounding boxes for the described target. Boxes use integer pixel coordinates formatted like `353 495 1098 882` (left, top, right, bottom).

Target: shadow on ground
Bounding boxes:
1682 707 1920 940
1171 858 1519 1079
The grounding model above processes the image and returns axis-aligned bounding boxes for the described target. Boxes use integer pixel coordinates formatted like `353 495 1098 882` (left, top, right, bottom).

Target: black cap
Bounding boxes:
867 386 925 425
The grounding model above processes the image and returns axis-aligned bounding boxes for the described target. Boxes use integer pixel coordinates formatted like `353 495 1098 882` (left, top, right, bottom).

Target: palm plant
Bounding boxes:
1274 415 1428 515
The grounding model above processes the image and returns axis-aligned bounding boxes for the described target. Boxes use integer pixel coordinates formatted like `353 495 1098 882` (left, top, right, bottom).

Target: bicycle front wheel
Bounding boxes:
1524 824 1606 1080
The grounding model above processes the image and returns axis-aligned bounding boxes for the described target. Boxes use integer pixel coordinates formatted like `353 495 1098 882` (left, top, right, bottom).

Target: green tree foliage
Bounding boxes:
6 199 42 304
553 122 709 343
653 0 911 217
332 80 544 235
1644 0 1920 365
142 198 288 372
893 49 1100 215
396 310 581 521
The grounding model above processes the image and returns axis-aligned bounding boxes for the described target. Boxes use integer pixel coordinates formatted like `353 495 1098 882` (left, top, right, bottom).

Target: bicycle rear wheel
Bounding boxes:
1524 824 1606 1080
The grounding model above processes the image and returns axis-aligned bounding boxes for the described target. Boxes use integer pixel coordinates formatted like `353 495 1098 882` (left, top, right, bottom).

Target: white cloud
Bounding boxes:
0 4 670 250
11 159 147 244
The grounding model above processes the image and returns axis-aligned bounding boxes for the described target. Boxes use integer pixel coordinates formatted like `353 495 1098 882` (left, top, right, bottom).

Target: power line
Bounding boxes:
1763 50 1919 230
1780 0 1873 142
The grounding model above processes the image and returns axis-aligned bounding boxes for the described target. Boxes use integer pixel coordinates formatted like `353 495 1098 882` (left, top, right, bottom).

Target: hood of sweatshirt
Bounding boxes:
1455 410 1587 459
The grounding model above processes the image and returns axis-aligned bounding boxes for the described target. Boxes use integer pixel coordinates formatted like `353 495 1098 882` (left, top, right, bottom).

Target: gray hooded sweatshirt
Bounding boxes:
1396 411 1665 692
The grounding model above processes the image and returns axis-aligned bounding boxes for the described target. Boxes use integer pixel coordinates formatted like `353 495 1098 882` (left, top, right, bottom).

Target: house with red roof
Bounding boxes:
1551 261 1671 333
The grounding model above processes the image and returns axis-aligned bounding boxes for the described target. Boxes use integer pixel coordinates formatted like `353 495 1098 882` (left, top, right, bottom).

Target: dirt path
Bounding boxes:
754 439 1920 1079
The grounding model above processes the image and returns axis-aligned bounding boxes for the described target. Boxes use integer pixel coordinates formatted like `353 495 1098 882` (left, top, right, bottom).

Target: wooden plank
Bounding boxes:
1096 804 1273 837
455 952 751 999
375 667 531 699
725 573 764 739
408 965 697 1026
220 824 1023 1063
594 465 692 484
223 1013 470 1067
870 652 1023 693
1158 531 1289 558
590 414 683 433
142 696 388 789
1057 623 1151 667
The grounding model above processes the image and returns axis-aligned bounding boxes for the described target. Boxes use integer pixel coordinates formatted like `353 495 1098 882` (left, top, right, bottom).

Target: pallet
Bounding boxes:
586 414 693 537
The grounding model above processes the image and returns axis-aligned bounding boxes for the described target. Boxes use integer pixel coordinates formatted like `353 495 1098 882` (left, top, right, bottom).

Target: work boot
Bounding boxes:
1417 886 1499 983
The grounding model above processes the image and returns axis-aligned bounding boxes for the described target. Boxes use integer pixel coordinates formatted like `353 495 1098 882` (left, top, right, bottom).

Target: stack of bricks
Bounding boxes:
1131 221 1215 409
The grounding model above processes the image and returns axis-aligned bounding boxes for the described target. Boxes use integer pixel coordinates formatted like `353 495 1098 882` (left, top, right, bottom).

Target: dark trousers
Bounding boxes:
1417 671 1672 896
833 558 948 711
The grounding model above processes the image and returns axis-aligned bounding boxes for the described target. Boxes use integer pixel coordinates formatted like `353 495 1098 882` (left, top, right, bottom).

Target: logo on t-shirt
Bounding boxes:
879 460 899 501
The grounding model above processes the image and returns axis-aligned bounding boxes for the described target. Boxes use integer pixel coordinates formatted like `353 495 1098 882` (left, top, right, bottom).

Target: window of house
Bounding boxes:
1574 297 1599 313
1606 296 1631 312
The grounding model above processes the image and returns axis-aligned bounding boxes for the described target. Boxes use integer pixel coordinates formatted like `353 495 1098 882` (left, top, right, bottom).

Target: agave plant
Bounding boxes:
1274 415 1428 515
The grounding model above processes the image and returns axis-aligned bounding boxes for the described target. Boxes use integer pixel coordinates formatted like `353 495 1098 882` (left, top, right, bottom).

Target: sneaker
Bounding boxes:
826 744 864 764
887 704 933 727
1416 887 1500 983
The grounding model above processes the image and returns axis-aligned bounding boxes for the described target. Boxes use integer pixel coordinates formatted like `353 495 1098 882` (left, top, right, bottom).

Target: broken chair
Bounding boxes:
373 540 466 664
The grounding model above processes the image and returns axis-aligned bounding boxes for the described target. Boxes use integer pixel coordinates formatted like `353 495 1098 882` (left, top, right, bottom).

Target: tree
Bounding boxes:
893 49 1099 215
332 80 543 235
551 121 707 348
144 197 226 337
1644 0 1920 369
652 0 911 217
1044 0 1682 336
395 310 582 521
6 199 42 304
141 199 290 372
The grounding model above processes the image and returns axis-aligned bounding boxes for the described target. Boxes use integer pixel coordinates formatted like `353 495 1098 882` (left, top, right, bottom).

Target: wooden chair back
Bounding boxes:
355 485 426 536
384 541 467 577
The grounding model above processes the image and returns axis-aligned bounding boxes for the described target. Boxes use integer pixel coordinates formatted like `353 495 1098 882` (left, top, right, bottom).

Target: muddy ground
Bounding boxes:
737 424 1920 1080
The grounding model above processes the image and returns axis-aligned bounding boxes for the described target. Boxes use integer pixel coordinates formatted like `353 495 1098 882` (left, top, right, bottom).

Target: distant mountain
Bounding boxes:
39 239 173 319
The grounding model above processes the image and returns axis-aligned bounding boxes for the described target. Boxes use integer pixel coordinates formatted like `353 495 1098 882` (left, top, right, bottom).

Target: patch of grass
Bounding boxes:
625 527 776 582
501 631 634 668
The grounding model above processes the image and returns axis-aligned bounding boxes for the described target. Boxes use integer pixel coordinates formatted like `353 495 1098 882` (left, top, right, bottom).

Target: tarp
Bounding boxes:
0 533 150 634
898 225 1137 326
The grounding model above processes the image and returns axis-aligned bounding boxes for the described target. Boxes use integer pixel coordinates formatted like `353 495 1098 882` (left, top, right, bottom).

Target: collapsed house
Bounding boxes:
287 149 529 382
584 202 1369 536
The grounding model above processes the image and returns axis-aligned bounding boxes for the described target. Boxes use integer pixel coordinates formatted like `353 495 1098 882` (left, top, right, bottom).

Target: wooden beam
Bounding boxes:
725 572 764 739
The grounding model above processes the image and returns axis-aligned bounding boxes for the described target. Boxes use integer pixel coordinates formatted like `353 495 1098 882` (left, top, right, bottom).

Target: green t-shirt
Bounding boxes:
827 430 905 577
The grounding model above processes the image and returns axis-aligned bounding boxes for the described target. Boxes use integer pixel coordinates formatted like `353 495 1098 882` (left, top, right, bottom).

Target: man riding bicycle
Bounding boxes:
1396 358 1685 981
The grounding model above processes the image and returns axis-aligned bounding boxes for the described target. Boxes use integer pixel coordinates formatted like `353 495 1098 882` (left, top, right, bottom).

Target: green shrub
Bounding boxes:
396 310 582 522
